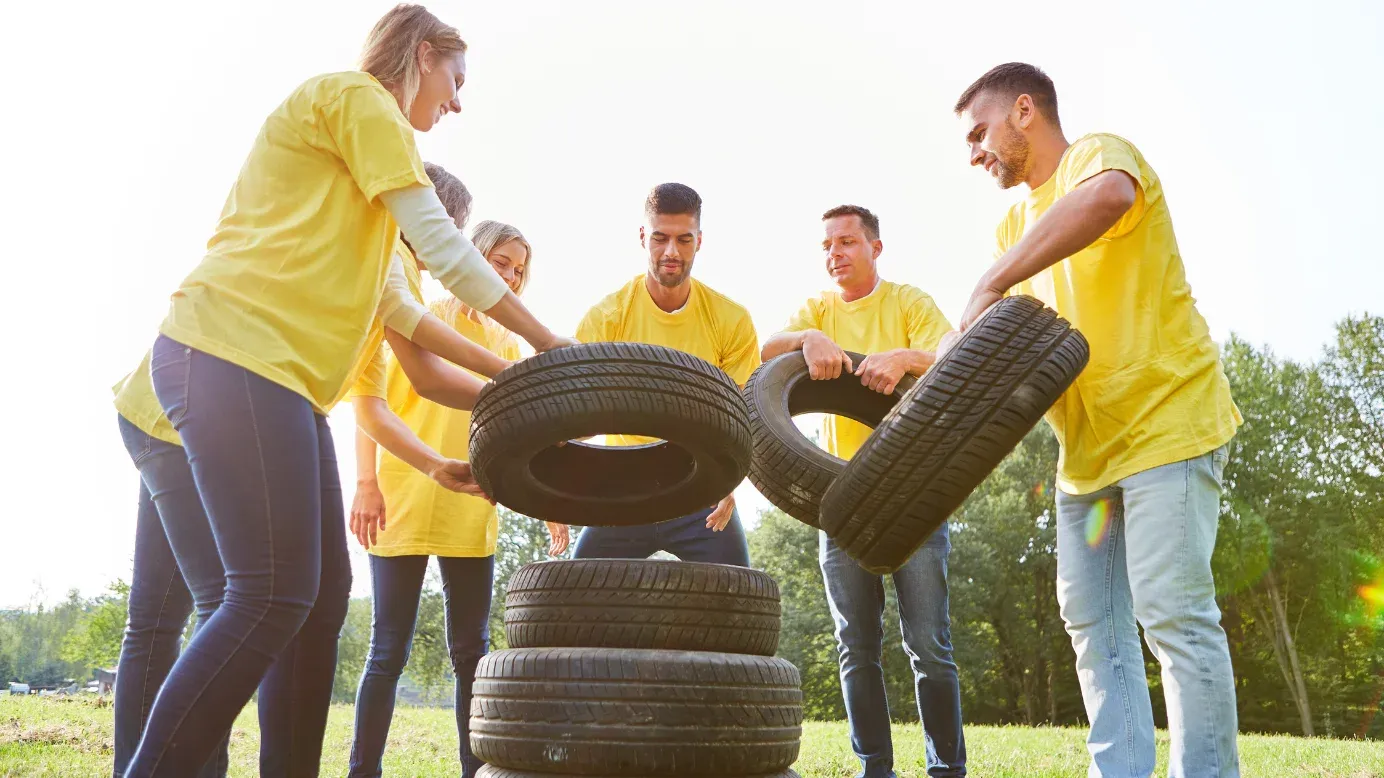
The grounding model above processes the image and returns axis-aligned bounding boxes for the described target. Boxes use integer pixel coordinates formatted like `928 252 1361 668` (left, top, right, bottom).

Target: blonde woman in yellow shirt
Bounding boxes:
346 220 560 778
954 63 1241 778
123 7 571 775
111 161 513 778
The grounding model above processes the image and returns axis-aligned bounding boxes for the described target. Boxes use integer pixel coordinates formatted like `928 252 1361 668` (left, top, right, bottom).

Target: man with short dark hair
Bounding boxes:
953 62 1242 777
569 183 759 565
762 205 964 778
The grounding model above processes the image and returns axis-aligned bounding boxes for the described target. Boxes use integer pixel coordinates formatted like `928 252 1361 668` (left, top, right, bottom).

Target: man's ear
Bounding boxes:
1015 93 1036 130
871 239 883 260
639 225 646 249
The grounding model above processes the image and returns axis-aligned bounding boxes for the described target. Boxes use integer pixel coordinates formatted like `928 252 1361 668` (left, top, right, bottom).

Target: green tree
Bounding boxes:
333 596 373 703
748 508 844 720
488 508 562 651
60 581 130 674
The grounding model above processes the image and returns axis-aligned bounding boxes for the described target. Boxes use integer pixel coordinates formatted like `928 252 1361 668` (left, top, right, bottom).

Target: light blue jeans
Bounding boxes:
1056 446 1239 778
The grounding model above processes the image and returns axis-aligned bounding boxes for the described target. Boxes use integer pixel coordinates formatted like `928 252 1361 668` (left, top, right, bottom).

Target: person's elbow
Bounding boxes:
410 374 449 405
352 396 389 435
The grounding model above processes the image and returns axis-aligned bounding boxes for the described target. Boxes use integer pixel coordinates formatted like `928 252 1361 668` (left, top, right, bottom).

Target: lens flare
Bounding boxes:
1084 498 1113 548
1349 554 1384 632
1031 481 1051 500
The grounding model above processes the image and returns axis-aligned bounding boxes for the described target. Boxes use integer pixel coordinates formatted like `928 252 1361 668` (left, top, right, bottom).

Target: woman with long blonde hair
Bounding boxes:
347 220 566 778
120 5 571 774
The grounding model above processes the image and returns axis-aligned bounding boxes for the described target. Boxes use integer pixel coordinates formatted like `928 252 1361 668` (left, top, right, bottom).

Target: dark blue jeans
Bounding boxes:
349 554 495 778
114 414 228 778
571 506 750 566
820 524 966 778
126 336 351 777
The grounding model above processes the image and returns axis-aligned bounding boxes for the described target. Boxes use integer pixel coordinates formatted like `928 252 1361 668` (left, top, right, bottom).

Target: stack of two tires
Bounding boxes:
472 559 803 778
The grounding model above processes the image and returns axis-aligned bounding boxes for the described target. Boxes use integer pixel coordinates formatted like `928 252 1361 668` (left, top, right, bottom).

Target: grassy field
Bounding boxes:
1 695 1380 777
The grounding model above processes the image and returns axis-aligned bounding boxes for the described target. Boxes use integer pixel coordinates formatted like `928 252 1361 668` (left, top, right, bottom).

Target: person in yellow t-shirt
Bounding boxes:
954 63 1241 777
345 219 564 778
566 183 759 567
111 160 522 778
122 7 574 774
761 204 966 777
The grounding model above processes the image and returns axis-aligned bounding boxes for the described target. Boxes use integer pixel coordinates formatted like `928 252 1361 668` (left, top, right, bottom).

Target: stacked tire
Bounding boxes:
473 559 803 778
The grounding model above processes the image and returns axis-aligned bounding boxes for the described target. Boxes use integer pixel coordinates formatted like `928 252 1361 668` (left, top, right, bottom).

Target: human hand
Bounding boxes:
350 479 386 550
706 494 736 532
802 331 852 380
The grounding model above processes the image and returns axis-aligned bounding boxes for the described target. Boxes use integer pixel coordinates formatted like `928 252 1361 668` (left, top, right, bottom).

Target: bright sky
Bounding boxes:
2 1 1379 606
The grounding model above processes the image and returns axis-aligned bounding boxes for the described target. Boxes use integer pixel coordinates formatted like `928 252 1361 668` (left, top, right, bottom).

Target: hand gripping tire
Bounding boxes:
743 351 915 528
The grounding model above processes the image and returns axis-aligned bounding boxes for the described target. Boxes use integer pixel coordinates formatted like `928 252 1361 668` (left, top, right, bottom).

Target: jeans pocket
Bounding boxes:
116 414 154 468
150 335 193 427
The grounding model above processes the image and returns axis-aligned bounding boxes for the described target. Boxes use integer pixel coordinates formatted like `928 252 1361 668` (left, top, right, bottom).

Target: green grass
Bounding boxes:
2 695 1380 777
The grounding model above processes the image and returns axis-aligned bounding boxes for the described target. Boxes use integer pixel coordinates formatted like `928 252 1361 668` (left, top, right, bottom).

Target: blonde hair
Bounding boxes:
359 4 467 114
436 220 533 324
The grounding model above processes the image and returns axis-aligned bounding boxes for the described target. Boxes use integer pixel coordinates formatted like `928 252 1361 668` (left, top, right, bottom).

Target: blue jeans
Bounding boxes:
1056 446 1239 778
572 506 750 566
820 524 966 778
349 554 495 778
114 415 228 778
126 336 352 777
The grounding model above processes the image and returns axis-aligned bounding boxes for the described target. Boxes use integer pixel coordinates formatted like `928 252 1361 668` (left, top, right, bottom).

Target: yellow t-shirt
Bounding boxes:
365 302 520 558
781 280 952 459
112 353 181 446
576 275 760 446
115 239 424 447
996 133 1241 495
344 242 426 404
157 71 431 414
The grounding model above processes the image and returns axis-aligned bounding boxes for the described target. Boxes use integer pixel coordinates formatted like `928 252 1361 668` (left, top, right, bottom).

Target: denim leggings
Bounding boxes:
125 336 352 777
348 554 495 777
113 414 228 778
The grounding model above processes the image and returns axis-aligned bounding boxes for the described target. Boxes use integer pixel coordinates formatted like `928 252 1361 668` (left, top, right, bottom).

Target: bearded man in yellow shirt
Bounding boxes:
954 63 1242 778
762 206 965 778
570 183 759 566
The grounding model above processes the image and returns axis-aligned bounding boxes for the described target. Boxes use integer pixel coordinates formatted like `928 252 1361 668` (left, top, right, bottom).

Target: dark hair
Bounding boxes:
425 162 473 229
953 62 1060 128
645 182 702 224
822 204 880 241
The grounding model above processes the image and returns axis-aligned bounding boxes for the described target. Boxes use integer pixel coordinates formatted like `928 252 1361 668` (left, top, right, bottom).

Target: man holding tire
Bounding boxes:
567 182 760 566
761 205 966 778
953 63 1242 778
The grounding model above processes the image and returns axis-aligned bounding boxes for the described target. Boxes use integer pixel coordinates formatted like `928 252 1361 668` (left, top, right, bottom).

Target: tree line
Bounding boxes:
5 315 1380 738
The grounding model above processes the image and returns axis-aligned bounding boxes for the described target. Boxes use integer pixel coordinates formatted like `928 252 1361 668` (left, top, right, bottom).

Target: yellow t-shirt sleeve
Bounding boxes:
781 298 822 334
1058 134 1147 239
319 84 430 204
347 342 389 400
721 313 761 387
904 292 954 352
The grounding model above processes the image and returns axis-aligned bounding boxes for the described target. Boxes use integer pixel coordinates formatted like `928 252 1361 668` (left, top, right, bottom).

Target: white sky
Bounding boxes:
1 1 1379 606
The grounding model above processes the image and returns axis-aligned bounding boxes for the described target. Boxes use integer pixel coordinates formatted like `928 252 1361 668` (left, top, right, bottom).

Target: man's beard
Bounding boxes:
993 118 1031 190
654 263 691 287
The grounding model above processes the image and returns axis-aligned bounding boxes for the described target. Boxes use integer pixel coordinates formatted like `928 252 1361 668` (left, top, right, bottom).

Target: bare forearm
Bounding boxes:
900 348 936 377
352 396 445 476
354 425 379 485
481 292 559 353
384 329 485 411
761 330 812 361
980 171 1137 294
408 314 512 378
